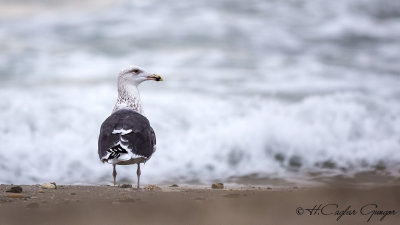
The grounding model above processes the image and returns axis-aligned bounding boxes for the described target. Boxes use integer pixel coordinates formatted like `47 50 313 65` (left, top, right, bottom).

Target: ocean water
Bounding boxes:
0 0 400 185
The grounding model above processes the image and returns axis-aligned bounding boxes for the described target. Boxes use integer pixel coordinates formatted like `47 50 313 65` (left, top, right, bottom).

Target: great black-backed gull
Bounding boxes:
98 66 162 189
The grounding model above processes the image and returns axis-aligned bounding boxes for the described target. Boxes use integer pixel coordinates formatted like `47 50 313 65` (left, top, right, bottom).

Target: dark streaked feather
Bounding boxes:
106 144 128 160
98 109 156 161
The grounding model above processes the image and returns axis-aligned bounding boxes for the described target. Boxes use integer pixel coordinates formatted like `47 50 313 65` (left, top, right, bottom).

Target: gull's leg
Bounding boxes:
136 163 141 189
113 164 117 186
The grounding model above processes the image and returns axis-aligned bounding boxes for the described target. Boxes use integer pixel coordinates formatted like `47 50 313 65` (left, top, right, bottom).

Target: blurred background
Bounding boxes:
0 0 399 185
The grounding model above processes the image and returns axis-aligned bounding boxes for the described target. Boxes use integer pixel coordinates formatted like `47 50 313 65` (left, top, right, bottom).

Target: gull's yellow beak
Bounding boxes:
147 74 163 81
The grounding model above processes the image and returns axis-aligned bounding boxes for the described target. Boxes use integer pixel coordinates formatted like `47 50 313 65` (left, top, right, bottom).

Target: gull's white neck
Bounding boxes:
113 82 143 114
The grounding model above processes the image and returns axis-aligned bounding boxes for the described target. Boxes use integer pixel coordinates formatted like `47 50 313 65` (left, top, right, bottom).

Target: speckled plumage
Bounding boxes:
113 70 143 113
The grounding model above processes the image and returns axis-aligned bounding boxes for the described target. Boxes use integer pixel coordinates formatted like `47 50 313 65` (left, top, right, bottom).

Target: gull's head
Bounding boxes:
118 65 163 86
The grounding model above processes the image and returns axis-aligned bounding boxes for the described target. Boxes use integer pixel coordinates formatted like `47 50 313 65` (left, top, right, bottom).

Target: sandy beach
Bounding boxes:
0 184 399 225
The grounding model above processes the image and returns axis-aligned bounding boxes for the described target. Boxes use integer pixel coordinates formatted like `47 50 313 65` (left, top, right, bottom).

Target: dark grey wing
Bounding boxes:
98 109 156 162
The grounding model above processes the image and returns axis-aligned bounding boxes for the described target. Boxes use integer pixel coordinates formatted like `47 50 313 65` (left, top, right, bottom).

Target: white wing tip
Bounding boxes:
112 129 132 135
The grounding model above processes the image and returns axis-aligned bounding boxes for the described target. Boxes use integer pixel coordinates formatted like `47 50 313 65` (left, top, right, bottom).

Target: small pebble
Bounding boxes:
38 190 45 193
144 185 162 191
6 186 23 193
211 183 224 189
5 193 24 198
120 184 132 189
41 182 57 189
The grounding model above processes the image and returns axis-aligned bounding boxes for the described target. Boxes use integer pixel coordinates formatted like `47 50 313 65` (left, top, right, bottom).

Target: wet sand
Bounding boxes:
0 184 399 225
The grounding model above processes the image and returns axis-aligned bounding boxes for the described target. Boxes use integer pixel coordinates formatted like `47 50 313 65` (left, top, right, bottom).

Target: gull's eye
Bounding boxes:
131 69 141 74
